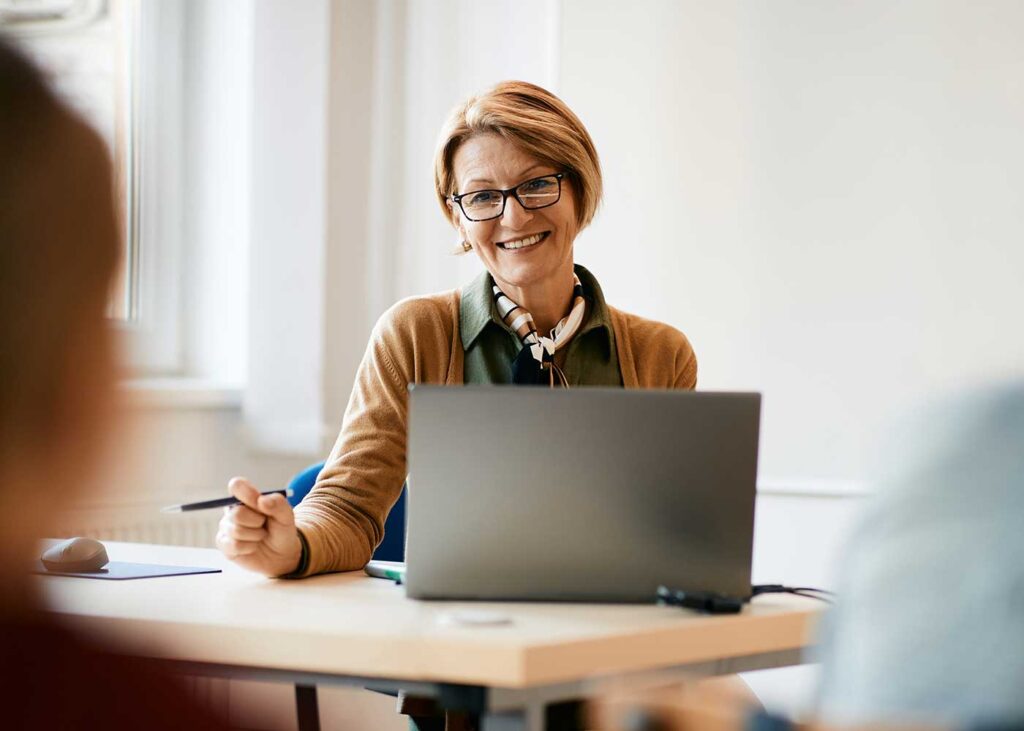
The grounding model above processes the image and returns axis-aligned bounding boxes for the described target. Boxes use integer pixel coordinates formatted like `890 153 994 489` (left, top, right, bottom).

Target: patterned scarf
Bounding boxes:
492 274 587 387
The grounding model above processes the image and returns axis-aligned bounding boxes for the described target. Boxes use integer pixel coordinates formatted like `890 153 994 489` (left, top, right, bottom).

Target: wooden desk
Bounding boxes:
36 542 823 731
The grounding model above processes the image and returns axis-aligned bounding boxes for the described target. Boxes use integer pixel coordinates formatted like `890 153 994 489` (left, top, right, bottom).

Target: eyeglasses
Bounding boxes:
451 173 564 222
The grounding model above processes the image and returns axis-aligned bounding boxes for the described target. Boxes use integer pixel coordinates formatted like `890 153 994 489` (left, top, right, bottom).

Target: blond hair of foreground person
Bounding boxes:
0 37 232 730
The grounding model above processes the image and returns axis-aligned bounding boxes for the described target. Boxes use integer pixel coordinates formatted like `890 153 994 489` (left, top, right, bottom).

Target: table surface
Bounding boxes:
35 542 823 689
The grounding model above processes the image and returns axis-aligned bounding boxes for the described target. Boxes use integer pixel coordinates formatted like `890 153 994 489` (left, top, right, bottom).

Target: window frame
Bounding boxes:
116 0 185 375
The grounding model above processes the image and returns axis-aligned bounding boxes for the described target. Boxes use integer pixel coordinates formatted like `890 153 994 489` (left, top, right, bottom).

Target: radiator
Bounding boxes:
54 506 221 548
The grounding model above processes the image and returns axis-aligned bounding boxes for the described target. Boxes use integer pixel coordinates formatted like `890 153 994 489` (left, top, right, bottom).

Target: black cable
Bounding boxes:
788 590 834 604
657 583 836 615
752 584 835 604
787 586 836 597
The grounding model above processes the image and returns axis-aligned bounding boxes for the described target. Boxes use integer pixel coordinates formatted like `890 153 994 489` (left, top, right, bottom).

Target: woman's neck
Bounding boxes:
500 268 576 336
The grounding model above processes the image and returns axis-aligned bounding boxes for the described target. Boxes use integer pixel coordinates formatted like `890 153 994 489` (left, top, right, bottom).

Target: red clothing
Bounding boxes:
0 617 232 730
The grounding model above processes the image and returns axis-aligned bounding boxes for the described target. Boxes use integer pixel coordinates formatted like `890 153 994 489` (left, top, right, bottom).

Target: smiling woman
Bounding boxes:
214 79 700 728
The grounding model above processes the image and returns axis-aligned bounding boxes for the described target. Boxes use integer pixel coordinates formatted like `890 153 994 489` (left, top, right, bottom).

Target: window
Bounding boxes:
1 0 137 319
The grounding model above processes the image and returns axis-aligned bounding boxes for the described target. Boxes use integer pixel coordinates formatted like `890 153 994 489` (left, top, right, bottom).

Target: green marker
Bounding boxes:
364 560 406 583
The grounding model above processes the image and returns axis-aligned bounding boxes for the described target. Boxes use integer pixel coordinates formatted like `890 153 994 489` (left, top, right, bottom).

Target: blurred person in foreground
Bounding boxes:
0 37 230 730
590 383 1024 731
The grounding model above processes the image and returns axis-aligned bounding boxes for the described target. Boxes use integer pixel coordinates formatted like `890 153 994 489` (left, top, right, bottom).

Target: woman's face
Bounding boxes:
450 133 579 296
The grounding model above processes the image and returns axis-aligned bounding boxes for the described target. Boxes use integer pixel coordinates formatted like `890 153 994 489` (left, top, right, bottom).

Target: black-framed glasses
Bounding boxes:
451 173 564 222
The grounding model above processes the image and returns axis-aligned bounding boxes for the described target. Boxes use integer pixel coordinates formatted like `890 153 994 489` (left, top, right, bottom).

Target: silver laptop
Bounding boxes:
404 386 760 602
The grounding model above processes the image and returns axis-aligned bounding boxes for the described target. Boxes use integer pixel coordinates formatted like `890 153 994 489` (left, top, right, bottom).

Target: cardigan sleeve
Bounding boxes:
611 305 698 390
673 336 698 390
290 295 455 576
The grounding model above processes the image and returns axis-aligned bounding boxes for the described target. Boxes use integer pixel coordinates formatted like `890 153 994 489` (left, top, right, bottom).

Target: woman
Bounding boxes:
216 78 699 731
217 80 698 579
0 38 229 729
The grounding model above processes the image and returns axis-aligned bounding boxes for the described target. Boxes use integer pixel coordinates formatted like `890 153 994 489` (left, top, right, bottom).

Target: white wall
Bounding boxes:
559 0 1024 491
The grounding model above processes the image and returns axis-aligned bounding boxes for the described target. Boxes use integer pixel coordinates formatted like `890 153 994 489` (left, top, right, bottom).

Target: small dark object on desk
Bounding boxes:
656 585 745 614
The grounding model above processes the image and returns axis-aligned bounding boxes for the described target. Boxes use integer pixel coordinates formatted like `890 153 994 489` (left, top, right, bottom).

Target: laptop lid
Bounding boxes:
405 386 760 602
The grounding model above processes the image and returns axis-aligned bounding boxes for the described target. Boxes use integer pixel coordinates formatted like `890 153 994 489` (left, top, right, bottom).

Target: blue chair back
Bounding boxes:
287 462 406 562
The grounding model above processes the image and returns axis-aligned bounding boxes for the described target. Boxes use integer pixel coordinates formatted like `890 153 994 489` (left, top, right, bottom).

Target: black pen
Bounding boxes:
160 488 293 513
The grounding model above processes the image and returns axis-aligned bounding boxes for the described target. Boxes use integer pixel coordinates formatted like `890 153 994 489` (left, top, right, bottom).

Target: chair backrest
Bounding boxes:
287 462 406 562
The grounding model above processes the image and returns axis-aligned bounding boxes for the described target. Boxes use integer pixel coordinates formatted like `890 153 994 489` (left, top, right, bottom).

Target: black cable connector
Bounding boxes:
656 586 745 614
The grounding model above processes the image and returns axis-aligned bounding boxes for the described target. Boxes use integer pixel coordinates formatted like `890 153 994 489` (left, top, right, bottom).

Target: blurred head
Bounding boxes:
434 81 602 296
0 38 121 551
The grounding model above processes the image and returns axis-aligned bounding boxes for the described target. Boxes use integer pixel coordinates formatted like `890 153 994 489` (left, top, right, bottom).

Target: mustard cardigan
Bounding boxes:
292 289 697 577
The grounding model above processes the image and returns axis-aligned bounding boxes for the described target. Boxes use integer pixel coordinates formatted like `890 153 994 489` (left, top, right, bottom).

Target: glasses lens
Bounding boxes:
516 175 560 209
461 190 504 220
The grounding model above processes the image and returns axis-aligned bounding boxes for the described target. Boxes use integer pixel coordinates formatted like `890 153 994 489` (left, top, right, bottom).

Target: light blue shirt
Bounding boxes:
815 383 1024 726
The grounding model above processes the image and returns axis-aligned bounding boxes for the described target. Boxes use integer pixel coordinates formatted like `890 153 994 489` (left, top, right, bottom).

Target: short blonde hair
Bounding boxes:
434 80 602 232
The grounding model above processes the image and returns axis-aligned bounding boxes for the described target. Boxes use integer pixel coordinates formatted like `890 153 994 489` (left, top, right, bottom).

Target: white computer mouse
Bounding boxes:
40 537 109 572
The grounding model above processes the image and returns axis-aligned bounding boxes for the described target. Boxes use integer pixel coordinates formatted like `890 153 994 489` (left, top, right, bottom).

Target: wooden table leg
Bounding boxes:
295 683 321 731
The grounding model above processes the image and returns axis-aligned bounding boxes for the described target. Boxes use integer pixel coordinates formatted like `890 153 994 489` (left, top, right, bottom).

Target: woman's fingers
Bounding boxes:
215 530 258 558
228 476 262 511
217 477 303 577
257 493 295 528
216 507 267 550
257 494 299 555
229 504 267 528
228 477 294 529
225 523 268 543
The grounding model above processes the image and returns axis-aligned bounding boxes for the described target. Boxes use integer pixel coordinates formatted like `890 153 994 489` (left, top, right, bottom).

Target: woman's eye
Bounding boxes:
468 191 499 205
522 178 554 192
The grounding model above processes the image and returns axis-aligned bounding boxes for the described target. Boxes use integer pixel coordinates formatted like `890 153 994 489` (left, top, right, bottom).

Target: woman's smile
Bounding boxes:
496 231 549 251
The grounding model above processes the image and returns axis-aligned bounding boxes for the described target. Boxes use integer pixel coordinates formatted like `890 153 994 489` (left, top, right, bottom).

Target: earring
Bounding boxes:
451 239 472 255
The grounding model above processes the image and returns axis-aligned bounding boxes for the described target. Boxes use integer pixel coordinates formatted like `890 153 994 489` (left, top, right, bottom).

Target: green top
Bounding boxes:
459 264 623 386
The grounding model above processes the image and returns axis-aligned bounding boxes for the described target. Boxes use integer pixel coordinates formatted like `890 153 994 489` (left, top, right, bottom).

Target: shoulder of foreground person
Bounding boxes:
815 381 1024 726
0 618 233 730
608 305 697 389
